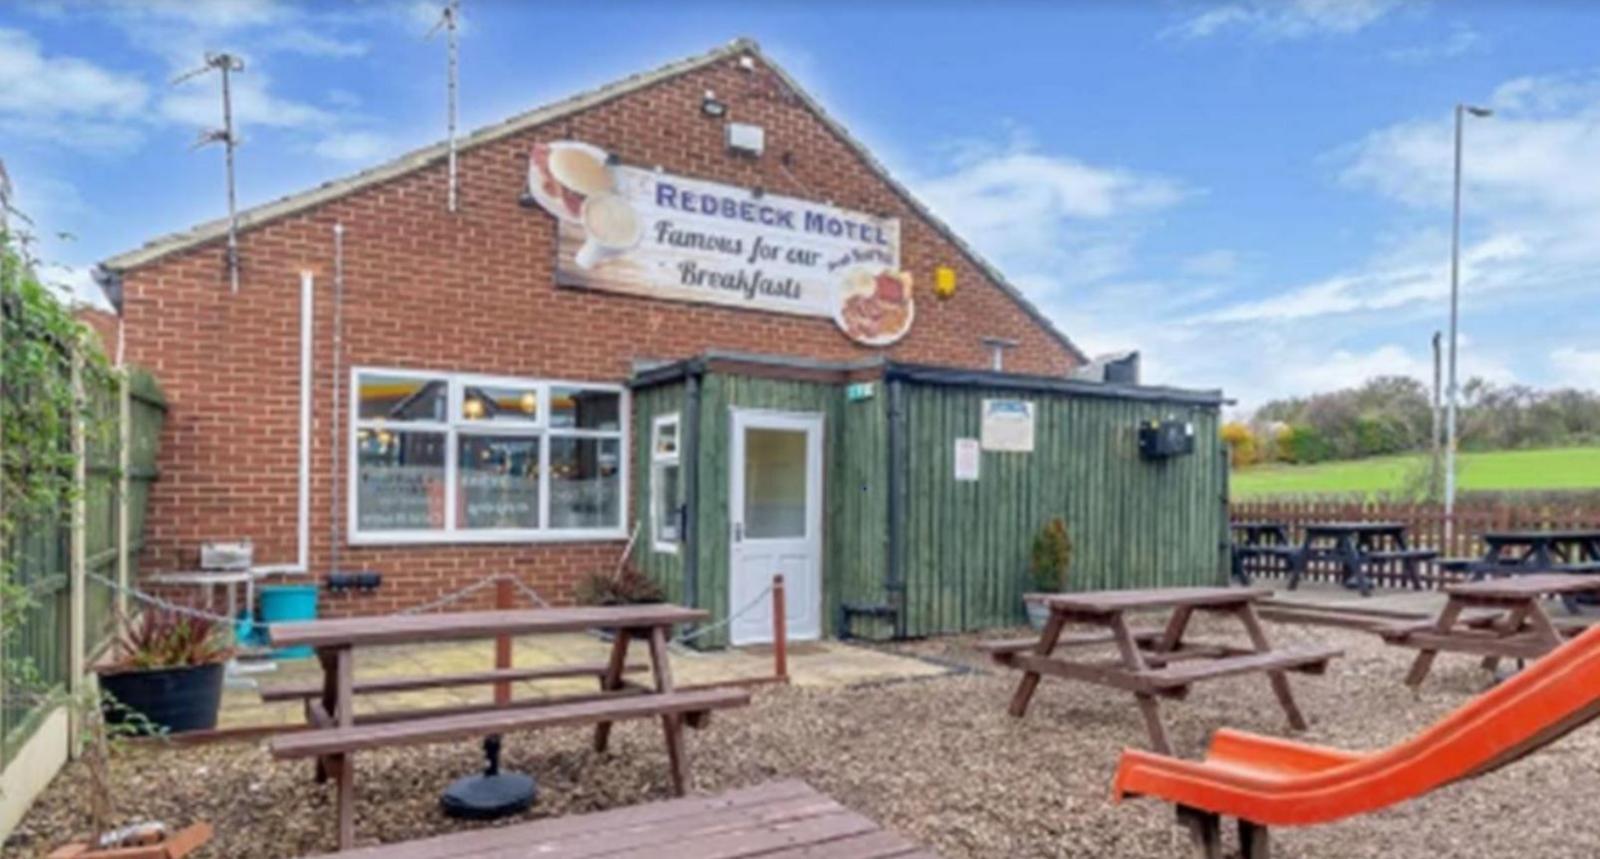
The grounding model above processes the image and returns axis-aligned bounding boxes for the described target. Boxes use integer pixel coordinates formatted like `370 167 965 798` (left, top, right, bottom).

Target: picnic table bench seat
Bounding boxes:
271 687 750 760
977 627 1164 656
1137 646 1341 689
1365 549 1439 562
299 780 938 859
259 663 649 702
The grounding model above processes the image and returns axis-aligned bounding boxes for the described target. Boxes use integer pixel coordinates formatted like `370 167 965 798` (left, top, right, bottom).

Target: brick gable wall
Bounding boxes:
118 51 1078 616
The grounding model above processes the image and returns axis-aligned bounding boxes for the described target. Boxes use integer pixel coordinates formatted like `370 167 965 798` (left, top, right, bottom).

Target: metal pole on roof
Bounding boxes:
174 52 245 293
429 1 461 213
1444 103 1491 539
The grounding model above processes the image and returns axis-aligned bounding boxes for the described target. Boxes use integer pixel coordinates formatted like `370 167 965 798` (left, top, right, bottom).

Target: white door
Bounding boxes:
729 409 823 646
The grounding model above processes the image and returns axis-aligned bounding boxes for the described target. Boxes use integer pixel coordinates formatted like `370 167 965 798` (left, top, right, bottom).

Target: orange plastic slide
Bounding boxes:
1112 621 1600 828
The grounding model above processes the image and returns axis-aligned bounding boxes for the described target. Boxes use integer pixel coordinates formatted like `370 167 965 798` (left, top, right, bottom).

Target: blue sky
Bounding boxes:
3 0 1597 409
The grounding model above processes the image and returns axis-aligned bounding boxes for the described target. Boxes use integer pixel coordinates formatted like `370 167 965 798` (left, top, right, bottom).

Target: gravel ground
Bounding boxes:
7 618 1600 858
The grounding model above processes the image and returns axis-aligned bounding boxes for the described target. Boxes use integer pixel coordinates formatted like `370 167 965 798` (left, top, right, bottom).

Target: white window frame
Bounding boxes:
348 366 629 545
651 413 682 554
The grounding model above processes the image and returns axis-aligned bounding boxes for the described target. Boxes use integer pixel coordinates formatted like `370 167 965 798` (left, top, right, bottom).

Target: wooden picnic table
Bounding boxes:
980 587 1341 754
266 604 749 852
1229 520 1293 585
1439 529 1600 611
1290 521 1436 595
299 780 938 859
1381 573 1600 689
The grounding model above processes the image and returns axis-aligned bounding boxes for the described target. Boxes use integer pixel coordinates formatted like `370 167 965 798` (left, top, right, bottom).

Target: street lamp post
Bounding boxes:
1444 103 1492 540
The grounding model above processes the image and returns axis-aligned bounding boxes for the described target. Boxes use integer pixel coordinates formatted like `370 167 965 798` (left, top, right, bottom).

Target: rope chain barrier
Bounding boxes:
84 569 774 648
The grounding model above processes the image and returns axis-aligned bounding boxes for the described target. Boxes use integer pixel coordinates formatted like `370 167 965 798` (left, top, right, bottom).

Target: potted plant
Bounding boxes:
1025 518 1074 630
575 566 665 607
95 608 233 735
576 567 665 640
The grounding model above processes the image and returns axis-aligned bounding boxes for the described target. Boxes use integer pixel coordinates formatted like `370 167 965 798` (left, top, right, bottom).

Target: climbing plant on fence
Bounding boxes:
0 225 119 761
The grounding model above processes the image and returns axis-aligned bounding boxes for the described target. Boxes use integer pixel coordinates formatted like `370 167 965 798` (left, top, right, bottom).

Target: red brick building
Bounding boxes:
99 39 1091 619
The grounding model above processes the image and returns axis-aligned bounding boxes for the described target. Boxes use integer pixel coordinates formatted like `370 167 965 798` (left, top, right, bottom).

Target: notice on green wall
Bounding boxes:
980 399 1035 452
954 437 981 481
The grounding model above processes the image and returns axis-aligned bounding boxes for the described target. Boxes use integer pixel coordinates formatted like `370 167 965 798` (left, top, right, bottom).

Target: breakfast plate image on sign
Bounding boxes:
526 141 614 222
835 267 915 346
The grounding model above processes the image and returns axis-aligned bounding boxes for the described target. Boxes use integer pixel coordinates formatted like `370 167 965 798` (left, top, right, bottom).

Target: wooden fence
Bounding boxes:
1230 498 1600 588
0 363 165 767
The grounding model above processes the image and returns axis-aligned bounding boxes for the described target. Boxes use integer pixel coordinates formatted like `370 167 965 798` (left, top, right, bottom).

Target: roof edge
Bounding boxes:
102 38 756 272
101 35 1087 366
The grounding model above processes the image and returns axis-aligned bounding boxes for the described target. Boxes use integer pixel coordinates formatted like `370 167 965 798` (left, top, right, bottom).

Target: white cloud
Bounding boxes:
0 28 150 150
1386 24 1483 64
914 137 1188 272
1165 0 1408 40
1550 347 1600 393
1180 249 1240 278
311 131 395 163
160 69 333 131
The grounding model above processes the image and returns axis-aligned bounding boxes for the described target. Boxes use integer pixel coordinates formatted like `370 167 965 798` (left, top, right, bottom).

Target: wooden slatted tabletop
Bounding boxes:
299 780 937 858
1025 586 1271 615
267 604 708 649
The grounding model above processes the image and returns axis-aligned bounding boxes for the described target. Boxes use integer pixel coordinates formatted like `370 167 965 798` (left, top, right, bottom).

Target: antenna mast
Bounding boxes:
175 52 245 292
429 1 461 213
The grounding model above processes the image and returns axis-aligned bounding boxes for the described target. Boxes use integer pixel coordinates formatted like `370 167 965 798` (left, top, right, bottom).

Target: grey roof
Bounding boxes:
100 37 1087 364
631 351 1226 407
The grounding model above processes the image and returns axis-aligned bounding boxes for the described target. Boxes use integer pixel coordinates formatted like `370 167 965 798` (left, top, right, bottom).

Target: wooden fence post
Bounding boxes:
116 370 130 620
493 577 512 706
771 575 788 684
67 352 87 754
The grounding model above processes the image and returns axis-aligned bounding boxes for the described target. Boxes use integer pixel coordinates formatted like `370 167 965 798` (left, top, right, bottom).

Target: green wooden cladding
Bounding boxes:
894 383 1226 637
632 368 1226 646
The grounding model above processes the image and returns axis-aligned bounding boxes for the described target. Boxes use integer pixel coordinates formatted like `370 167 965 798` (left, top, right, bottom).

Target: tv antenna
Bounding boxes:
428 1 461 213
174 52 245 292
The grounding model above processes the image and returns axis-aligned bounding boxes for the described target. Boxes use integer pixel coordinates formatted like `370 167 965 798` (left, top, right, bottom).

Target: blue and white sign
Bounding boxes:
981 399 1035 452
526 140 912 345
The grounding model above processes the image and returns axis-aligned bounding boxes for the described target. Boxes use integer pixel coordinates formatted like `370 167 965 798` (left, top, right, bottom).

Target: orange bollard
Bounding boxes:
494 577 513 706
772 574 789 683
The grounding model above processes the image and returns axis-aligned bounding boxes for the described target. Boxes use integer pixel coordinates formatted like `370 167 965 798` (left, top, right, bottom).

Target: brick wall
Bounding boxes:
117 50 1080 616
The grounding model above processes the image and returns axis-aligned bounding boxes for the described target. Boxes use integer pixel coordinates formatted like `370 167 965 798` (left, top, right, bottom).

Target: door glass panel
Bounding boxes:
743 428 807 539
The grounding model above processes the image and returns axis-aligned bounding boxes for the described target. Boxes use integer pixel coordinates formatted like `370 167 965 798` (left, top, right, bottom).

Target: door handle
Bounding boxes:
733 522 744 543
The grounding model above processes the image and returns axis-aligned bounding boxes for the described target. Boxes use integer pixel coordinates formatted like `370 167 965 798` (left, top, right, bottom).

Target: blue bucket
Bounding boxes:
259 584 319 660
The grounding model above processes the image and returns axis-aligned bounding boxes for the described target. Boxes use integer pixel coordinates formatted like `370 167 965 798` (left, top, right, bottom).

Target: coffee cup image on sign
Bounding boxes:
528 141 615 221
575 193 643 269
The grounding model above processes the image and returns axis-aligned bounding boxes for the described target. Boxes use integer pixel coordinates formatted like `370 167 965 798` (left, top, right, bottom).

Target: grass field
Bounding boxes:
1231 445 1600 498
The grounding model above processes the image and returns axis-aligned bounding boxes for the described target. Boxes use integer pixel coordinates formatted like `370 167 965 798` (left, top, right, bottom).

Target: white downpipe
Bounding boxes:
251 271 313 575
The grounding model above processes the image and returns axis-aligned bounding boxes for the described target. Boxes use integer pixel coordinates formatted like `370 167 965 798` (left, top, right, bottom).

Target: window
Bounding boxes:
651 414 682 553
350 368 626 544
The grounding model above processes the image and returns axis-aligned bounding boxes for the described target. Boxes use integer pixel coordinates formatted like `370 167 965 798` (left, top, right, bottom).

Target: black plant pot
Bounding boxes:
97 662 225 735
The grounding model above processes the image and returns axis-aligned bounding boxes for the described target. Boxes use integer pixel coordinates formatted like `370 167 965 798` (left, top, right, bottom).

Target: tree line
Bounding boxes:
1223 376 1600 466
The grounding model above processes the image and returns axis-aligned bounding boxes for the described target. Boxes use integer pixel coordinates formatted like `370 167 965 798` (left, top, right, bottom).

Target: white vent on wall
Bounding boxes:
726 122 765 156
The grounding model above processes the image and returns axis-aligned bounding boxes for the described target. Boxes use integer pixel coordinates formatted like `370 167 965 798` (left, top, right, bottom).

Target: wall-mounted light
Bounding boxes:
463 397 485 420
934 265 957 300
701 89 726 118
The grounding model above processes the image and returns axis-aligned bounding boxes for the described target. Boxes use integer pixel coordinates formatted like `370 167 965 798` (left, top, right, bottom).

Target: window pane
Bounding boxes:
358 374 446 422
458 434 540 529
355 429 446 530
551 387 620 431
743 428 807 539
550 437 621 529
654 419 679 459
654 463 681 543
461 383 540 424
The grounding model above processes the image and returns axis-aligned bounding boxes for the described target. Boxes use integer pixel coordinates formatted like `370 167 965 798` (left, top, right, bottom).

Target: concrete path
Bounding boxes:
220 633 948 729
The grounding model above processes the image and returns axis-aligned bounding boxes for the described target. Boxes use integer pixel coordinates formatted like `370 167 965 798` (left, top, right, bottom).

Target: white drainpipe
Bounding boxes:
251 271 313 575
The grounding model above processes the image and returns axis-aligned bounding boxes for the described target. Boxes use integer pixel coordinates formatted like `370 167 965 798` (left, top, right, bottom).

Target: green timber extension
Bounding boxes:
631 352 1228 648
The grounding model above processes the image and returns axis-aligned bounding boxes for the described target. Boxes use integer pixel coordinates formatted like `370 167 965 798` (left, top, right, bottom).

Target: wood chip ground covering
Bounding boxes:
6 618 1600 858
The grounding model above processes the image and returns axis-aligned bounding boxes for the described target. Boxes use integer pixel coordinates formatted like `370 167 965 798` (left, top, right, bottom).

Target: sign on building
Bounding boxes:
526 141 912 346
980 399 1035 452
